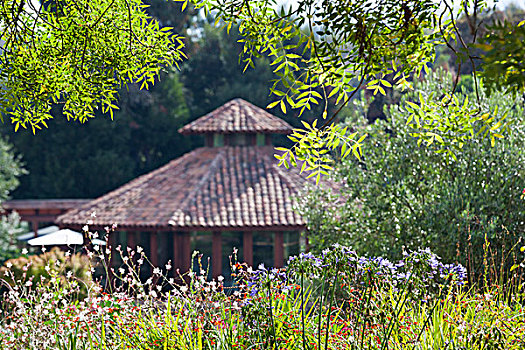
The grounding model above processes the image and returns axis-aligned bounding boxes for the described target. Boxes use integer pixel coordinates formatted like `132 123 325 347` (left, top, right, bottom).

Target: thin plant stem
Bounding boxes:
324 265 340 350
301 271 307 350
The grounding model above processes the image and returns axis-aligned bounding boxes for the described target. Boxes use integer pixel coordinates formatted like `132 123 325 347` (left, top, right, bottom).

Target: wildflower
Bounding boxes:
21 248 28 255
137 246 143 254
6 262 12 268
153 267 161 275
165 262 172 270
82 225 89 232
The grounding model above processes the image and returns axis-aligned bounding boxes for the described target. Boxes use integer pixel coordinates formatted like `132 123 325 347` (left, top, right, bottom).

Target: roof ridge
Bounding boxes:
179 98 292 135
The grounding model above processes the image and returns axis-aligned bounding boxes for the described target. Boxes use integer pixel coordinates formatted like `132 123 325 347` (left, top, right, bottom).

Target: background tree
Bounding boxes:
2 71 192 199
186 0 523 177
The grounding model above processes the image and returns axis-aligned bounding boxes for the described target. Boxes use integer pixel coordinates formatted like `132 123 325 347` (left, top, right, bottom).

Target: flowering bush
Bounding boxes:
0 241 523 350
0 247 93 302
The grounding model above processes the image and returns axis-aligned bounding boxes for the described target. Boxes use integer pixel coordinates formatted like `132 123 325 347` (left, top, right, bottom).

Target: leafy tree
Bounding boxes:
186 0 523 178
0 0 185 131
296 71 525 268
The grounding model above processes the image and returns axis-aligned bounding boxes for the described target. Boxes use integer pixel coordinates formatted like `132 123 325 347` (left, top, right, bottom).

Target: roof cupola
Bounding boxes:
178 98 292 147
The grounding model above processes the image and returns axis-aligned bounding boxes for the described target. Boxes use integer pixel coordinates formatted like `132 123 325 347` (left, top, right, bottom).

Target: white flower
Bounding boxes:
66 271 73 279
6 262 12 269
165 262 172 270
44 265 51 272
21 248 28 255
180 286 188 293
24 281 32 287
136 246 143 254
153 267 161 275
82 225 89 232
217 275 224 282
91 211 97 218
119 268 125 275
65 251 71 257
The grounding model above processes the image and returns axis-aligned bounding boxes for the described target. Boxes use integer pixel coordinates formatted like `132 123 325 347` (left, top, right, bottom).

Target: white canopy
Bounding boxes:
27 229 83 246
17 225 59 241
26 229 107 246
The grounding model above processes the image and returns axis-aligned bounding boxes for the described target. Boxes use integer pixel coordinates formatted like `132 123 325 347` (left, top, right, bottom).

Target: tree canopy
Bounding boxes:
185 0 524 179
0 0 185 132
1 0 523 184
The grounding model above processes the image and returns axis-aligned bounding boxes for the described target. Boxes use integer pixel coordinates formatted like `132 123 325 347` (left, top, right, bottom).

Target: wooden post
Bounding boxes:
274 231 284 268
212 231 222 278
31 220 39 238
173 232 180 275
243 231 253 266
127 231 136 253
180 232 191 273
106 231 118 290
150 232 158 267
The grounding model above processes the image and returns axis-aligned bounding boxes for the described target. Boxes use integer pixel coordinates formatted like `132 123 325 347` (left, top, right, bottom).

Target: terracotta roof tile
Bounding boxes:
179 98 293 135
57 147 319 230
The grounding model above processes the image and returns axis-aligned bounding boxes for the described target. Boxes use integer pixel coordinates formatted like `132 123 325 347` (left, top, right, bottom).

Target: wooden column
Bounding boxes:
212 231 222 278
106 232 118 290
31 220 39 238
274 231 284 268
150 232 158 267
173 232 180 275
243 231 253 266
180 232 191 273
127 231 136 252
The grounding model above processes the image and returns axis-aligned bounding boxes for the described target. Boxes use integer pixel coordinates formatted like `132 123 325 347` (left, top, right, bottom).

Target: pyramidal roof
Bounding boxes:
56 147 311 230
179 98 293 135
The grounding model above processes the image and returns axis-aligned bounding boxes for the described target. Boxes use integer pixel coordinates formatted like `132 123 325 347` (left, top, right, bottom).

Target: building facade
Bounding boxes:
57 98 318 277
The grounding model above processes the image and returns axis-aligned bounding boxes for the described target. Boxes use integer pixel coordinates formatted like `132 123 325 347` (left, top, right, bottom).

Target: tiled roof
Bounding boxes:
56 147 314 230
179 98 293 135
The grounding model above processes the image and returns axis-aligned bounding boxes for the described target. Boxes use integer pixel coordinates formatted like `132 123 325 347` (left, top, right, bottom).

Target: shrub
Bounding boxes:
297 71 525 279
0 212 27 263
0 247 94 301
